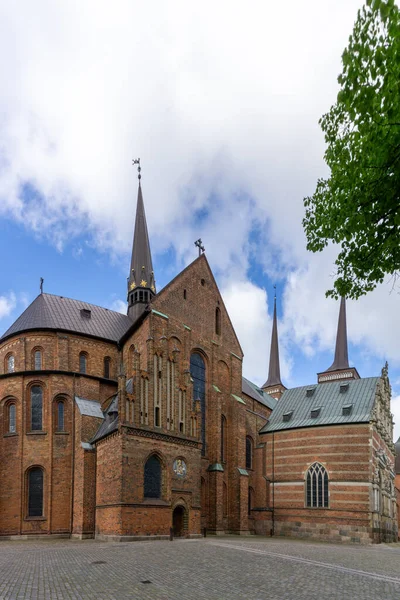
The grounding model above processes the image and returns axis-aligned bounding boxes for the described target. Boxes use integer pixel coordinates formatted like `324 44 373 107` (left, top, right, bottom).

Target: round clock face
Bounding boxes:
173 458 187 478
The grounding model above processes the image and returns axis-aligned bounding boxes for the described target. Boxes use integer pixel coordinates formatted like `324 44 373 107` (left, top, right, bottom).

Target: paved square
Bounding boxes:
0 537 400 599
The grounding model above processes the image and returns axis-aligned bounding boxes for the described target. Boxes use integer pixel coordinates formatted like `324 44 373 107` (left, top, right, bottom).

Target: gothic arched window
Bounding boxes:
28 467 44 517
190 353 206 456
79 352 87 374
246 436 253 470
305 462 329 508
31 386 43 431
144 455 162 499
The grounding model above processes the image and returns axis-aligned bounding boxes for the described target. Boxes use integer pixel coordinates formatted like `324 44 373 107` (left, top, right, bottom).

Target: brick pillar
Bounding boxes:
208 470 225 533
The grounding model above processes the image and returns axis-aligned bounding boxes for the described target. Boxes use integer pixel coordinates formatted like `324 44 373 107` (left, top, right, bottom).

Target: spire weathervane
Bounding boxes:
194 238 205 257
40 277 44 294
132 158 141 183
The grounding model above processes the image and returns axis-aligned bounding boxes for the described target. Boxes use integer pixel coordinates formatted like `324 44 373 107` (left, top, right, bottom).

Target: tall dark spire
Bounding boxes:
127 168 156 321
262 290 286 398
326 297 349 372
317 296 360 384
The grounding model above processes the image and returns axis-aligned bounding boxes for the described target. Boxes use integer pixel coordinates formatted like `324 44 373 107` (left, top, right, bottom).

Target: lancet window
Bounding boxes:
305 462 329 508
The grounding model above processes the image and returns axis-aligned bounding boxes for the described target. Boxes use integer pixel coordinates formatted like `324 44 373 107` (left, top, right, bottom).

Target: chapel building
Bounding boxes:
0 180 398 543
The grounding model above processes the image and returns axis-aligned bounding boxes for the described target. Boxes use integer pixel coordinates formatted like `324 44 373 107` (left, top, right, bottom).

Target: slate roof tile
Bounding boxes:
242 376 277 411
1 293 133 342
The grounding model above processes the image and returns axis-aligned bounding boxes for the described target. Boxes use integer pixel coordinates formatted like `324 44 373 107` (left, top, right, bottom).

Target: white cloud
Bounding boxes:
392 393 400 443
2 1 400 442
109 298 127 315
222 280 291 387
0 292 16 320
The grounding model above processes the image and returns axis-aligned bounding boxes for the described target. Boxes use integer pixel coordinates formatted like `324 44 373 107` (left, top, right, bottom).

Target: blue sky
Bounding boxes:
0 0 399 440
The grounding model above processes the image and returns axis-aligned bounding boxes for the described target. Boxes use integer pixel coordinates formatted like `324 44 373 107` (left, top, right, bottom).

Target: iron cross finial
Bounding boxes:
194 238 205 257
132 158 141 182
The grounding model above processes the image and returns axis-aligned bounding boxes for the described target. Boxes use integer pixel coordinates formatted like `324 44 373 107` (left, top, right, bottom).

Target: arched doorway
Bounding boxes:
172 505 186 537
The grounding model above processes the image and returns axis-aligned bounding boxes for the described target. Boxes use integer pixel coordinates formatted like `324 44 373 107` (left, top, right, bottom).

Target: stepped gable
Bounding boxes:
1 293 133 343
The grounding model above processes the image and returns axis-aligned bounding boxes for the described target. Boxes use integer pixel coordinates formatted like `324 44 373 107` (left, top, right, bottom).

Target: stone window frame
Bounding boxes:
305 462 329 509
25 465 46 520
5 352 15 373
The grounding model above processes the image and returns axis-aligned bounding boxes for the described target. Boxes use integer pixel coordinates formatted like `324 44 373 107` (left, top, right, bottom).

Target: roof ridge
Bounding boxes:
41 292 131 316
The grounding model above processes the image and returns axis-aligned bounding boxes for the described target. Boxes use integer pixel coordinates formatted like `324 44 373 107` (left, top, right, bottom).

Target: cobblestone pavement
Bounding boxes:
1 536 400 600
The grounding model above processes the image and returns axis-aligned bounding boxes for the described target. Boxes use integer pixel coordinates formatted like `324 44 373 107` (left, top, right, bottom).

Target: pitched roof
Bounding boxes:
75 396 104 418
1 293 133 343
91 395 119 443
260 377 379 434
242 376 277 411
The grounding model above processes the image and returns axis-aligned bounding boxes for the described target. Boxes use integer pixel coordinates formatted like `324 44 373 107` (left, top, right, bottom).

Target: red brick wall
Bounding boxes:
262 423 398 543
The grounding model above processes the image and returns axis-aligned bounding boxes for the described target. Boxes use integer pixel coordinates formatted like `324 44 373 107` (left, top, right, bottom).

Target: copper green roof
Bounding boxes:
260 377 379 434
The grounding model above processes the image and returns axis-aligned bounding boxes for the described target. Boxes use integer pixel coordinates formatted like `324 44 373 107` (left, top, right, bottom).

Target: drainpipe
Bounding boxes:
271 432 275 536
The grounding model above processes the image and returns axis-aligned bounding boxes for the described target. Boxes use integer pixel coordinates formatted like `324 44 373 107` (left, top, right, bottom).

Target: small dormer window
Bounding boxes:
306 388 316 398
342 404 353 416
340 383 349 393
311 407 321 418
80 309 91 319
283 410 293 422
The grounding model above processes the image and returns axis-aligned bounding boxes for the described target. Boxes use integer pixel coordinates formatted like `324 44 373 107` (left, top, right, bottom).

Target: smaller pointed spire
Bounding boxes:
317 296 360 383
326 297 349 372
127 163 156 321
262 288 286 399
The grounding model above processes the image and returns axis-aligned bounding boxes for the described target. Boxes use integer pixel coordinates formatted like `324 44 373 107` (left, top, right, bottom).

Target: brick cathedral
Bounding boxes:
0 180 398 543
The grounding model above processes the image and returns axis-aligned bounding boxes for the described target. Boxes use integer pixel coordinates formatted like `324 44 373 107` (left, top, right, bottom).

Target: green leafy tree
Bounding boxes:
303 0 400 299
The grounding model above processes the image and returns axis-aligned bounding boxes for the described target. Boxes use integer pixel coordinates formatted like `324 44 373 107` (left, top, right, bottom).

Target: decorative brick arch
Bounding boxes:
172 497 189 537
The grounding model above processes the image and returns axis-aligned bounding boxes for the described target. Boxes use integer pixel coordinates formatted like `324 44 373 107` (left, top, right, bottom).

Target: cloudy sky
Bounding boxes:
1 0 399 440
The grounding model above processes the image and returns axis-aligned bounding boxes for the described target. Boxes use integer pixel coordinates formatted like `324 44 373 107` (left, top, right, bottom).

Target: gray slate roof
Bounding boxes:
260 377 379 434
75 396 104 418
242 377 277 411
91 395 119 443
1 293 133 342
